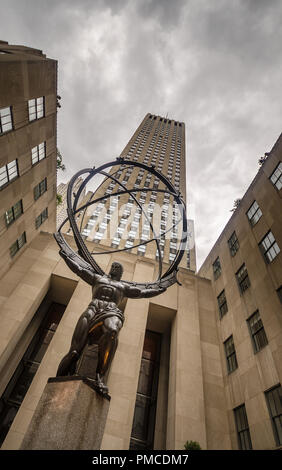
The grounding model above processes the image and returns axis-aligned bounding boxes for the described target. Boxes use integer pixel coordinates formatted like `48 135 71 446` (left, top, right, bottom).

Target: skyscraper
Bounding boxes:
64 113 196 271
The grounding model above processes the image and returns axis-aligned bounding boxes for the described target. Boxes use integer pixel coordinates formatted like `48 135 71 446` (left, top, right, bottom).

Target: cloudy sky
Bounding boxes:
1 0 281 268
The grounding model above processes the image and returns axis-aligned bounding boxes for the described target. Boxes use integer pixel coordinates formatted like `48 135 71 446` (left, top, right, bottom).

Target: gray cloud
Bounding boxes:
136 0 187 28
0 0 281 267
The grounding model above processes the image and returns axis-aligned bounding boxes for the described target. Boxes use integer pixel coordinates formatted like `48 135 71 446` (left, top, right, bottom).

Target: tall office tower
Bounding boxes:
0 40 58 279
76 113 196 271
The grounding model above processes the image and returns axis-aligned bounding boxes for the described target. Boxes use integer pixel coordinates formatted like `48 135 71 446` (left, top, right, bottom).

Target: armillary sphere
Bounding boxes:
54 158 188 290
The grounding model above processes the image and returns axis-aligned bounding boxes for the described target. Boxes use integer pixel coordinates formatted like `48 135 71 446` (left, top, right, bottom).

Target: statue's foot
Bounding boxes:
56 350 79 377
95 373 109 395
85 374 109 395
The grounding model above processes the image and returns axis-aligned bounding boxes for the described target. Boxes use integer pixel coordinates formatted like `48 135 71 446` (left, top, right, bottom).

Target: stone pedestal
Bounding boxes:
20 377 110 450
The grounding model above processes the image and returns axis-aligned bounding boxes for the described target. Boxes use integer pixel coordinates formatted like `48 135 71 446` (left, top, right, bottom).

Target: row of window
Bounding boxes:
5 178 47 227
128 117 182 168
145 151 180 171
128 120 162 158
213 231 280 282
0 141 46 191
222 311 282 447
4 176 48 260
109 197 179 255
148 114 183 126
214 218 280 281
217 277 281 323
108 215 178 261
0 97 45 135
223 309 268 375
234 384 282 449
9 208 48 258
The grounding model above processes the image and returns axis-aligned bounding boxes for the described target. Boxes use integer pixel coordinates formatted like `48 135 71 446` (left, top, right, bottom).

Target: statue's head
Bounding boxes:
109 262 123 281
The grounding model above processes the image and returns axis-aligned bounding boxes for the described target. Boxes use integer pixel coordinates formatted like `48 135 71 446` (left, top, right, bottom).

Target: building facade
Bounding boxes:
0 40 57 280
0 40 58 446
198 136 282 450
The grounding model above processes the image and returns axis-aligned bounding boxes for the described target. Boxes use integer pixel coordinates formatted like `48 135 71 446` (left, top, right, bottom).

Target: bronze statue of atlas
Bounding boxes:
54 158 187 395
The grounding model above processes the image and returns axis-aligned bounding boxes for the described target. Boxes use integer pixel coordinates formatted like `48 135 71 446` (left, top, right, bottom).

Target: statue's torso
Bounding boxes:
92 276 124 305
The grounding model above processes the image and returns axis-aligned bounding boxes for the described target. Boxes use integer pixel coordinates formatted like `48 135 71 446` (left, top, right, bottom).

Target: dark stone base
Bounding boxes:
20 376 110 450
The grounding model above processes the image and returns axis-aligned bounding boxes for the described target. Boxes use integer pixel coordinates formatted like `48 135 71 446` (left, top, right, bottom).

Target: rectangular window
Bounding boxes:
0 302 66 447
0 159 18 189
259 231 280 263
212 257 221 280
111 237 121 247
265 384 282 446
247 310 268 353
155 249 164 260
9 232 26 258
234 404 252 450
246 200 262 226
137 245 146 256
31 142 46 165
34 178 47 200
82 228 90 237
236 264 250 294
270 162 282 190
224 335 238 373
130 331 161 450
35 208 48 229
217 290 228 319
28 96 44 121
5 200 23 226
228 231 239 256
7 160 18 181
94 231 104 241
0 106 13 134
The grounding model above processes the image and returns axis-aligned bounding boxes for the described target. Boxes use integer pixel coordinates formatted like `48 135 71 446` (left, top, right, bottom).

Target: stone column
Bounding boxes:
100 259 155 450
166 272 207 450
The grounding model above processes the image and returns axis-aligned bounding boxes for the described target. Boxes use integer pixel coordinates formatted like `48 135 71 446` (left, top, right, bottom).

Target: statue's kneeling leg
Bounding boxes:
56 310 93 377
56 350 80 377
95 316 122 390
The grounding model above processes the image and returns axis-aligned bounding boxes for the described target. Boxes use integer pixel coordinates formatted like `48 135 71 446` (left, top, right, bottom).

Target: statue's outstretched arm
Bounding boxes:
59 249 96 286
124 285 166 299
54 231 96 285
